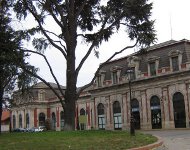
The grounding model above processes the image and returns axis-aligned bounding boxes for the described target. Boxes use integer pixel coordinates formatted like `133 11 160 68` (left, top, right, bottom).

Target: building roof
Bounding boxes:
32 82 66 89
147 40 177 51
1 110 10 121
98 39 190 81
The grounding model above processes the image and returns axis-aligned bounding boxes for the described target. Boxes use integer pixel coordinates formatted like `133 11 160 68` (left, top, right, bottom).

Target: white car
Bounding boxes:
29 127 39 132
38 126 46 132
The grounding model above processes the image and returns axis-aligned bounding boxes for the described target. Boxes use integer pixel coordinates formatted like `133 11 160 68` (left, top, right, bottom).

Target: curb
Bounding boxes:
128 136 163 150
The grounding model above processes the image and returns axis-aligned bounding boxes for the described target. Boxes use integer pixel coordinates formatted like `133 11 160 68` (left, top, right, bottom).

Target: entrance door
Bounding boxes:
131 99 140 129
52 112 56 130
39 113 45 126
150 96 162 129
173 92 186 128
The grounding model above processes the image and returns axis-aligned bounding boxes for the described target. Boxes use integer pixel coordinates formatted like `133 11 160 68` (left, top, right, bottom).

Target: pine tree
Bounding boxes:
13 0 156 130
0 0 37 133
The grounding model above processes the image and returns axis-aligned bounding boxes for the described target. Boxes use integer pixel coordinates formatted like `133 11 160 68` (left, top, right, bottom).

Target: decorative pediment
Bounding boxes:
98 70 106 75
110 66 122 71
147 56 160 62
127 56 140 67
168 50 182 57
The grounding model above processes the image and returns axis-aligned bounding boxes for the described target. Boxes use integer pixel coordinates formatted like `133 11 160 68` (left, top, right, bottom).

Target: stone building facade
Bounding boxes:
11 82 65 131
11 39 190 131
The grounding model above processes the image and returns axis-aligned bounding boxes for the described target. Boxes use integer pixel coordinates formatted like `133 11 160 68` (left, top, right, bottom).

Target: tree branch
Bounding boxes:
75 16 109 77
24 67 65 107
75 0 87 19
22 49 65 98
24 0 67 59
77 39 138 96
43 29 67 51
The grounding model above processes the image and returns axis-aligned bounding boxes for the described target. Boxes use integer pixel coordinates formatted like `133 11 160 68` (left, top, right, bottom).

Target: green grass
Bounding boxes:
0 130 157 150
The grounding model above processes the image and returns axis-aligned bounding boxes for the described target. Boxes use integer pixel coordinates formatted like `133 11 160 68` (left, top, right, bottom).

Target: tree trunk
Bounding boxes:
0 87 4 134
64 39 77 131
64 61 77 130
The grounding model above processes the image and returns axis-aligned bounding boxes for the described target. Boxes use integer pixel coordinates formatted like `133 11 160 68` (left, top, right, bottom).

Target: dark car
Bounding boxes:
13 128 25 132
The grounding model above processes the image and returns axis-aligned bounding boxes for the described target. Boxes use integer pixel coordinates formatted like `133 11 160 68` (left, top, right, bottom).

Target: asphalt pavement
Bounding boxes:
142 129 190 150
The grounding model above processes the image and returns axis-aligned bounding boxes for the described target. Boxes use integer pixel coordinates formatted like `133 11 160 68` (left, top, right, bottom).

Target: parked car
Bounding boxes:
38 126 46 131
24 128 30 132
29 127 40 132
29 126 46 132
13 128 25 132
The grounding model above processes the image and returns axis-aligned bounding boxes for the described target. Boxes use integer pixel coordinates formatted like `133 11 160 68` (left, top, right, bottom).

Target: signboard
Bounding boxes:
79 115 87 124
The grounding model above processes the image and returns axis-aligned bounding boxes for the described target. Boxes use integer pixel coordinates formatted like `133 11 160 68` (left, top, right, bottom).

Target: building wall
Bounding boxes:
11 40 190 131
80 80 189 130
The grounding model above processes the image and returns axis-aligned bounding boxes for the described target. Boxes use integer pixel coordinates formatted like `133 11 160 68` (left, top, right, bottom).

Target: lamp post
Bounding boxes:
126 69 135 136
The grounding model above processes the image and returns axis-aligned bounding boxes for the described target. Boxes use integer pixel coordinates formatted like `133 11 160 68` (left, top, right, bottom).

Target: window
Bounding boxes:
169 50 182 72
130 67 136 80
112 72 118 84
147 56 159 76
172 56 179 71
97 103 105 130
97 75 102 87
60 111 64 130
39 90 45 101
113 101 122 130
80 109 86 115
39 113 45 126
26 113 29 128
19 114 22 128
149 62 156 76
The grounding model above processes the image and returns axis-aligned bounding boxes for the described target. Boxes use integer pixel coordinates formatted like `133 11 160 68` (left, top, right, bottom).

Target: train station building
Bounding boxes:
11 39 190 131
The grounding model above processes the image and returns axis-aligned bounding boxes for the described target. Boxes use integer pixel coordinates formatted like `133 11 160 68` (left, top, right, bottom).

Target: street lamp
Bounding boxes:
126 69 135 136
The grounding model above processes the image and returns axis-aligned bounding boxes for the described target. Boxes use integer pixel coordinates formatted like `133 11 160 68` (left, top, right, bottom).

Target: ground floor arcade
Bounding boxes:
11 80 190 131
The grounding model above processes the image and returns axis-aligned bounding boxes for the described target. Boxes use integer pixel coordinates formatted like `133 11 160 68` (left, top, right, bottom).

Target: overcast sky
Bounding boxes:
26 0 190 87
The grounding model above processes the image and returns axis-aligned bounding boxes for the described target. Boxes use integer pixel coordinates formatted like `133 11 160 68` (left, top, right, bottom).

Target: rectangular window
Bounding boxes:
130 67 136 80
149 62 156 76
98 115 105 129
114 113 122 129
172 56 179 71
97 75 101 87
113 72 118 84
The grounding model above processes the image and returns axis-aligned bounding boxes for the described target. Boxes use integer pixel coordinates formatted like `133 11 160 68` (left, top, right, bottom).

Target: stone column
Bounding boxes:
105 96 112 130
140 90 150 129
122 93 128 130
162 86 174 129
186 83 190 128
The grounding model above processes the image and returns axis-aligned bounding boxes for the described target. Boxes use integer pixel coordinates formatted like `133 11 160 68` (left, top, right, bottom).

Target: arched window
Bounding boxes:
131 99 140 129
19 114 22 128
26 113 29 128
97 103 105 130
150 96 162 129
13 115 16 129
113 101 122 130
80 108 85 115
60 111 64 130
52 112 56 130
39 113 45 126
173 92 186 128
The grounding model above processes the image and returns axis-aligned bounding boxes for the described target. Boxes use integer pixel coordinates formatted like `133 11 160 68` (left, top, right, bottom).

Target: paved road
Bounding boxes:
142 130 190 150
